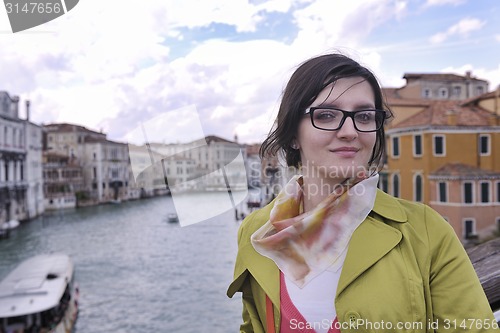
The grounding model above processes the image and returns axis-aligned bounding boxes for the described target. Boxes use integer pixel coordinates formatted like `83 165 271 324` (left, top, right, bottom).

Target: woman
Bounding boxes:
227 53 496 332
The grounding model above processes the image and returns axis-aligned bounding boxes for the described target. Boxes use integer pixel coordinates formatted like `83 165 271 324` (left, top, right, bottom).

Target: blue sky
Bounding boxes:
0 0 498 145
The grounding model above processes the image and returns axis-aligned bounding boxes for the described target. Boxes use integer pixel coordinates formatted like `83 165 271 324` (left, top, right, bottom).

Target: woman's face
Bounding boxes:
296 77 377 184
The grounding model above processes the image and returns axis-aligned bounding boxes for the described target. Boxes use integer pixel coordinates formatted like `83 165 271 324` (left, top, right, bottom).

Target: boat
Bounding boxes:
167 213 179 223
0 254 79 333
0 220 20 231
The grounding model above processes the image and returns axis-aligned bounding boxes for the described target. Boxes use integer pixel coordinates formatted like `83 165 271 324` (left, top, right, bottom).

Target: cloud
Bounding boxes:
423 0 465 7
430 18 486 44
3 0 496 146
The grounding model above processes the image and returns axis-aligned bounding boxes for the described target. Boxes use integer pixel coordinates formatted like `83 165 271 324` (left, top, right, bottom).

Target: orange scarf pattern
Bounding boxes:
251 174 379 288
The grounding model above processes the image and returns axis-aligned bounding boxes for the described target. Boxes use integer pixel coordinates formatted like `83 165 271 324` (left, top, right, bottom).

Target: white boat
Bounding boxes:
167 213 179 223
0 220 19 231
0 254 79 333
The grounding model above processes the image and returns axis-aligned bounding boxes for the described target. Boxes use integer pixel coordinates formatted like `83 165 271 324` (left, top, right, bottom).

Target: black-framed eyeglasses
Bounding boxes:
304 107 386 132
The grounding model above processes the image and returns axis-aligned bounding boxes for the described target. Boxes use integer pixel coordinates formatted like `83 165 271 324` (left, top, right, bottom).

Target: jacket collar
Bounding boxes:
229 189 407 306
371 189 407 223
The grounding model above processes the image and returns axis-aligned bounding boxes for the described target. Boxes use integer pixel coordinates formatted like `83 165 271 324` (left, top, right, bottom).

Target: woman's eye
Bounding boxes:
315 110 337 121
355 112 374 123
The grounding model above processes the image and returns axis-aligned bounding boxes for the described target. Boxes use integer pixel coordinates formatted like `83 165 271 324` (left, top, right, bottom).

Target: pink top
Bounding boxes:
280 272 340 333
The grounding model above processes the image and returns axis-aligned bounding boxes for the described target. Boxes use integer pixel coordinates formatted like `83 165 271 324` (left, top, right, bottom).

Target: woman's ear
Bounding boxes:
290 140 300 150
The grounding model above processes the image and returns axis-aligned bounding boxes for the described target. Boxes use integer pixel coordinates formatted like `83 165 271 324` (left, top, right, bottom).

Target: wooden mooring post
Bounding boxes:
467 237 500 309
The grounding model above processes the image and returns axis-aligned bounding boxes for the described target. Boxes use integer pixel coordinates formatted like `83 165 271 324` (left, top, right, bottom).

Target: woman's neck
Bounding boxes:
300 176 346 213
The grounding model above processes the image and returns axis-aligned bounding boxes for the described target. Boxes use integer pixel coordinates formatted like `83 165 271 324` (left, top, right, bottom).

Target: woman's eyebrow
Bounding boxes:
317 102 376 109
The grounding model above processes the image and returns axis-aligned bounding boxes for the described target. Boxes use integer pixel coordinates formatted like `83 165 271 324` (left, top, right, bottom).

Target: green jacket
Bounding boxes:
227 189 497 332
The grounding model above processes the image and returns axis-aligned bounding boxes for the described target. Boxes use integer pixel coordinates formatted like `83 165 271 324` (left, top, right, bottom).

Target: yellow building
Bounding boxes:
384 99 500 242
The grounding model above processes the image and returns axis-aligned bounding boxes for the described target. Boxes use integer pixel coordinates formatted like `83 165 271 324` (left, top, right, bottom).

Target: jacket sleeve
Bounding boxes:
228 214 266 333
425 205 497 332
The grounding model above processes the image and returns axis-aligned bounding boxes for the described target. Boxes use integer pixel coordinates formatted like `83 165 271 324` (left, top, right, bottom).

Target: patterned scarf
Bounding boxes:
251 174 379 288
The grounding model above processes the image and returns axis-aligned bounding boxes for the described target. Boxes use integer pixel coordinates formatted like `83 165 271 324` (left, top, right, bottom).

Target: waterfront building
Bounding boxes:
245 143 261 188
83 137 130 203
143 135 247 192
43 123 130 205
42 152 83 210
385 99 500 242
127 143 173 197
24 102 44 219
0 92 44 223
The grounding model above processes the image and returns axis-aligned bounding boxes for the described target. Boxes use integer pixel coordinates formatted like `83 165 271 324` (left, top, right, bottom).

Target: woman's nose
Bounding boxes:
336 117 358 140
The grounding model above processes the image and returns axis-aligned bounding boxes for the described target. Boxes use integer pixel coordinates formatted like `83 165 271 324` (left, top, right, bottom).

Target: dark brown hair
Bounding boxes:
260 53 392 169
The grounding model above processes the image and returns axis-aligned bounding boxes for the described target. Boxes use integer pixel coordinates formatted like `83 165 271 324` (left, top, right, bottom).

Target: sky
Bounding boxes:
0 0 499 145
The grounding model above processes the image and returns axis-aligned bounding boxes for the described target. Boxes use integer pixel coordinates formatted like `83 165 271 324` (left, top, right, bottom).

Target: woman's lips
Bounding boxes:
330 147 359 157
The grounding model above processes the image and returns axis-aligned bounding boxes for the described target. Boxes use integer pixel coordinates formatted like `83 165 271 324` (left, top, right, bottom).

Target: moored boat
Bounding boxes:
167 213 179 223
0 254 79 333
0 220 20 231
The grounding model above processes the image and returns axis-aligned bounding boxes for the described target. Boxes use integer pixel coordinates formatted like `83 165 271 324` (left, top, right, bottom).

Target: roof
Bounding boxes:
205 135 234 144
0 254 74 318
391 100 496 129
429 163 500 180
84 136 126 146
43 123 105 136
403 73 488 83
462 89 500 107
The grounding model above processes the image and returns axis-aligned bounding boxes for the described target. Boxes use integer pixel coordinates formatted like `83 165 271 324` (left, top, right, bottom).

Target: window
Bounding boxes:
93 167 97 179
463 219 475 239
392 174 400 198
463 182 474 204
476 86 484 95
453 86 461 97
479 134 490 156
439 88 448 99
433 135 445 156
392 137 400 158
438 181 447 202
414 174 423 202
497 181 500 203
423 88 431 98
413 134 422 157
480 181 490 203
379 173 389 193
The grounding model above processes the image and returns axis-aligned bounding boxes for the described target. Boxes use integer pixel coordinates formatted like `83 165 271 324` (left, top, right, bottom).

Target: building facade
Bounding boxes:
42 152 83 210
385 99 500 242
143 135 247 192
44 123 130 205
0 92 44 224
388 71 489 101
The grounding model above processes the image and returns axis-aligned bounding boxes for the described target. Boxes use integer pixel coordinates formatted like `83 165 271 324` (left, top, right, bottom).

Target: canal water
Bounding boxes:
0 193 247 332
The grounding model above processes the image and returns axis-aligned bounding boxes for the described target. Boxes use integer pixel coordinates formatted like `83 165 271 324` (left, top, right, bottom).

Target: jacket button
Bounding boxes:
344 311 361 323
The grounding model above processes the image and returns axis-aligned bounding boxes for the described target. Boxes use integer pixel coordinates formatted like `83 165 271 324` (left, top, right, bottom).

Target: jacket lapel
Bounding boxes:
336 215 402 297
336 189 407 297
239 242 280 306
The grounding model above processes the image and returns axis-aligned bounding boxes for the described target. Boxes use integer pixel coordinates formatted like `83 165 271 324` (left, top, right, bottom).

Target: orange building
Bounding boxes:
384 99 500 242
